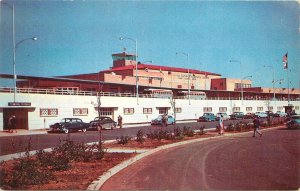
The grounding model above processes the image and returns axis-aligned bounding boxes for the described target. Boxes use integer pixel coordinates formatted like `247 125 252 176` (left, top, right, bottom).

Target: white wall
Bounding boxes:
0 92 299 131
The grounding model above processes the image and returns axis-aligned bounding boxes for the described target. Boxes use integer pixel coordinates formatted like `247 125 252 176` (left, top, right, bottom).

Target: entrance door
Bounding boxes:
3 108 29 130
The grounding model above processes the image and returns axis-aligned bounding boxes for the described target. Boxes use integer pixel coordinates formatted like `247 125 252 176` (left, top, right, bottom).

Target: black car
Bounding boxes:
265 111 275 117
49 118 90 133
89 116 117 130
230 112 245 120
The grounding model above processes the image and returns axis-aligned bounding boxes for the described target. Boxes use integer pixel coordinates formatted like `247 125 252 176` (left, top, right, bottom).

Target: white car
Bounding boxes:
275 111 287 117
216 112 230 120
255 112 268 118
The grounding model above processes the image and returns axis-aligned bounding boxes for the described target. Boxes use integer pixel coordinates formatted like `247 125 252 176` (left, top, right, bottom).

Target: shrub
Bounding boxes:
183 126 194 137
199 125 206 135
116 136 131 145
92 142 105 160
226 123 235 132
260 121 268 127
147 129 170 141
0 139 53 189
136 129 145 144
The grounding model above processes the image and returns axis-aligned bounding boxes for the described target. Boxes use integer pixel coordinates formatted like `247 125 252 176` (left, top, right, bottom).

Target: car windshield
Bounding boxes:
203 113 210 116
61 118 71 123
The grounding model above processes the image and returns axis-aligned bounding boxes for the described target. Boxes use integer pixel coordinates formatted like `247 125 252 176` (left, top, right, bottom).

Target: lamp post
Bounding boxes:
1 1 38 102
176 52 190 105
274 79 284 100
199 62 207 90
119 36 138 104
264 65 275 100
241 75 252 105
13 37 38 102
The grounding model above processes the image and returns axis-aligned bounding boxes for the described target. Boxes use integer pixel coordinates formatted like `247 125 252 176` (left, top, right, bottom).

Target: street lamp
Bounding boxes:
176 52 190 105
119 36 138 104
264 65 275 100
13 37 38 102
241 75 252 105
1 1 38 102
199 62 207 90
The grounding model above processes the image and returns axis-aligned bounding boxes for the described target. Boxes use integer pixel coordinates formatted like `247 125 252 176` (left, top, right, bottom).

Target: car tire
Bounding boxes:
82 128 87 133
64 129 69 134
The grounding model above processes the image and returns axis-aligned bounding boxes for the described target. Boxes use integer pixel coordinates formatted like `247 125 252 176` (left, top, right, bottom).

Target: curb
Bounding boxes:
86 126 281 190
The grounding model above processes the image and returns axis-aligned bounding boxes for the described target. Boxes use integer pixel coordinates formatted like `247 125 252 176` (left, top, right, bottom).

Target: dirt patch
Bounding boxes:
1 153 136 190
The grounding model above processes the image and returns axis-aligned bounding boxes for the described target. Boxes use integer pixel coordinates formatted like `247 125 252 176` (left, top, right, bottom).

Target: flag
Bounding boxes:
282 53 288 69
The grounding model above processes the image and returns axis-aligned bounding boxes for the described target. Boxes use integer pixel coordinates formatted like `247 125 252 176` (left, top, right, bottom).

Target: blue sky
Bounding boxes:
0 0 299 89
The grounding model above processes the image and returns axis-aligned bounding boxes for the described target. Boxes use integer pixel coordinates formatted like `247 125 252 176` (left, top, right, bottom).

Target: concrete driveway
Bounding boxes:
101 128 300 190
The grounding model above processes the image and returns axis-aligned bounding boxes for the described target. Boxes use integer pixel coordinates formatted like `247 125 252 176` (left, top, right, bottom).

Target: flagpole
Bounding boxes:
287 69 290 104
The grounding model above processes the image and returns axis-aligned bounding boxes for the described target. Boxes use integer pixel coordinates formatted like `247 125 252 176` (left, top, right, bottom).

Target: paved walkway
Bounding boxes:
0 120 197 137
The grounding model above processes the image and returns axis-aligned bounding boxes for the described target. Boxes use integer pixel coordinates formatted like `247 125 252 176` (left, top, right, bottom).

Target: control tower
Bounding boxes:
112 52 137 68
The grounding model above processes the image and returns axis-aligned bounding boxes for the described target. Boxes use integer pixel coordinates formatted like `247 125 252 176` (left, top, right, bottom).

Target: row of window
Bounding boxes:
204 106 285 113
40 108 89 117
40 106 299 117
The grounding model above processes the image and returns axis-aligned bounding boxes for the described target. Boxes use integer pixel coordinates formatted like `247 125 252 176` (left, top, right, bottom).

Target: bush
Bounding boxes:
147 129 170 141
199 125 206 135
136 129 145 144
92 142 105 160
183 126 194 137
226 123 235 132
116 136 131 145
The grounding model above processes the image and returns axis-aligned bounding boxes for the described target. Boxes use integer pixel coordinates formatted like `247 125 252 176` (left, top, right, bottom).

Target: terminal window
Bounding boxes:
40 108 58 117
124 108 134 115
143 108 152 114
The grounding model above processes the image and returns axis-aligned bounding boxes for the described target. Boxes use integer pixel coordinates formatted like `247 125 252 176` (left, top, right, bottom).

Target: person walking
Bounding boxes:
8 116 13 133
218 114 224 135
118 115 123 128
253 116 262 137
8 115 17 133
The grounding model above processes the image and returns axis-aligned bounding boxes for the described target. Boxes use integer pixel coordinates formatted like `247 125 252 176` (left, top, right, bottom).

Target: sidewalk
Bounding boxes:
0 129 48 137
0 120 197 137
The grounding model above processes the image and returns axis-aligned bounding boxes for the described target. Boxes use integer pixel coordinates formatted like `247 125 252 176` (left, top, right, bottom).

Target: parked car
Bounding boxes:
265 111 275 117
49 118 90 133
255 112 268 118
216 112 230 121
89 116 117 130
198 113 217 122
274 111 287 117
286 115 300 129
244 112 255 119
230 112 244 120
151 115 175 126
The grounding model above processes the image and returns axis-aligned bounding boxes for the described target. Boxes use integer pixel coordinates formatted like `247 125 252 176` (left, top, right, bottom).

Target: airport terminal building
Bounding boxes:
0 52 299 131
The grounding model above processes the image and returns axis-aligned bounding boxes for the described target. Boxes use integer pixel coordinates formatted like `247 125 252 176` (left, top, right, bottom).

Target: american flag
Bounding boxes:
282 53 288 69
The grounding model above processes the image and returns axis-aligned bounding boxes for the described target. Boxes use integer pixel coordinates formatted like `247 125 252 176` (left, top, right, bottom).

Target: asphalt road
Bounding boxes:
0 121 216 156
0 118 268 156
101 128 300 190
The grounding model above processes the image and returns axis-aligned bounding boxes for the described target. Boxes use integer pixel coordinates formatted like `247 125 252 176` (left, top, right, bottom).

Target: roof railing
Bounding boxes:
0 87 298 101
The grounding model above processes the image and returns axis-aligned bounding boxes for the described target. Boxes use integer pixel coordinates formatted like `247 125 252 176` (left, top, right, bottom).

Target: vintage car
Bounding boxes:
255 112 268 118
230 112 245 120
49 118 90 133
89 116 117 130
274 111 287 117
198 113 217 122
286 115 300 129
216 112 230 121
151 115 175 126
244 112 255 119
